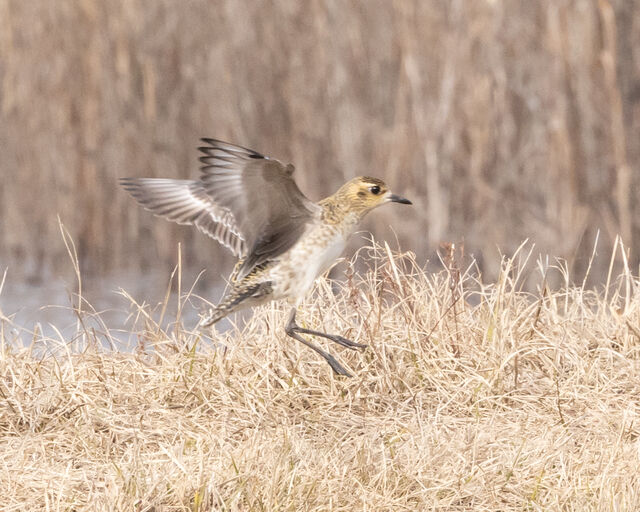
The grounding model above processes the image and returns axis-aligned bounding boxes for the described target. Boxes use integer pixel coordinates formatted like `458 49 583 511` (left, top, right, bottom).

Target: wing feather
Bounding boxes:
120 178 246 257
120 138 319 278
198 138 320 278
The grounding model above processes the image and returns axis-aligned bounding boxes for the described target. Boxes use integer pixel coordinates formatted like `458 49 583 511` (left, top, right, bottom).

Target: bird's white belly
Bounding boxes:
271 228 347 301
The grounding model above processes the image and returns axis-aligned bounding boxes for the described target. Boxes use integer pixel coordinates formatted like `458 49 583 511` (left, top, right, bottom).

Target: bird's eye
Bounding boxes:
370 185 381 195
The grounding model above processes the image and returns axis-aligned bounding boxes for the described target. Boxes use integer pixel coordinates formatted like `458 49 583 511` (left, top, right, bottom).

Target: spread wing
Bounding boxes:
119 177 246 258
198 138 320 278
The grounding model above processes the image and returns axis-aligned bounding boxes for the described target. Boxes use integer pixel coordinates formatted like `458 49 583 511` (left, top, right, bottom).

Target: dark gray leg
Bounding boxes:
293 325 367 349
285 309 366 377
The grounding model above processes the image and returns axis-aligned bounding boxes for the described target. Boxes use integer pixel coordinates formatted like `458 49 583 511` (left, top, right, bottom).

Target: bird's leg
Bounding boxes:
285 309 367 350
292 325 367 350
285 309 353 377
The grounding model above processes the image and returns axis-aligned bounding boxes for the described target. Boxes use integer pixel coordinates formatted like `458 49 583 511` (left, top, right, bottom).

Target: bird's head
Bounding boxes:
336 176 412 217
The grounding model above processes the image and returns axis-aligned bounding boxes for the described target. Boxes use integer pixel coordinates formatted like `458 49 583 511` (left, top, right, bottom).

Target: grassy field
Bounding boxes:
1 242 640 511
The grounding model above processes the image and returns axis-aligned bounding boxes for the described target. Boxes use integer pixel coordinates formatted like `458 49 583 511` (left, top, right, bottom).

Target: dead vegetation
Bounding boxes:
1 242 640 511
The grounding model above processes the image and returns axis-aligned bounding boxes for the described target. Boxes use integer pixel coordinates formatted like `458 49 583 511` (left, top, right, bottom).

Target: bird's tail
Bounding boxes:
198 279 274 329
198 306 229 328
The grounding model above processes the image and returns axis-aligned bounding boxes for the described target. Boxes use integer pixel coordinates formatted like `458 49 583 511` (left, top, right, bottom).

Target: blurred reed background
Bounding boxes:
1 0 639 288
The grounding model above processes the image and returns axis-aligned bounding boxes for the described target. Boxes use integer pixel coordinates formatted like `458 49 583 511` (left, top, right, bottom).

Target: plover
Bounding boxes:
121 138 411 376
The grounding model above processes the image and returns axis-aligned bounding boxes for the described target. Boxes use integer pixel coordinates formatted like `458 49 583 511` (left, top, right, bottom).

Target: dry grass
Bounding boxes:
1 242 640 511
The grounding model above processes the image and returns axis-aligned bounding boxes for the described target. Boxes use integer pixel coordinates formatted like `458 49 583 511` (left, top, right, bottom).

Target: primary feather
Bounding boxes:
119 177 246 257
120 138 321 279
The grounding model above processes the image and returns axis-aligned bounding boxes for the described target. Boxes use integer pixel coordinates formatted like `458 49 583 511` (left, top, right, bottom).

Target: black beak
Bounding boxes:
389 194 412 205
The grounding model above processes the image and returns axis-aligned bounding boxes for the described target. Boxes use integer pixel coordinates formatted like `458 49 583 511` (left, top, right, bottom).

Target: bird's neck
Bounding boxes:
319 196 364 233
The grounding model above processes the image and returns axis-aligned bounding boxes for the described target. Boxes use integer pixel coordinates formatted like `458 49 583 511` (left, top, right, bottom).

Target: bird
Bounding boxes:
120 138 412 376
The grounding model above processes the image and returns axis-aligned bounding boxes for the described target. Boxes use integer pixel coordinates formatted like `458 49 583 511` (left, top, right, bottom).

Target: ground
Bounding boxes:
1 244 639 511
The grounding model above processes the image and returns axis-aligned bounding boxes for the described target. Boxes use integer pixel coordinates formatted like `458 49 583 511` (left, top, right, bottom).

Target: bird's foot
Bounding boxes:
320 334 367 350
322 353 354 377
286 329 353 377
292 326 368 351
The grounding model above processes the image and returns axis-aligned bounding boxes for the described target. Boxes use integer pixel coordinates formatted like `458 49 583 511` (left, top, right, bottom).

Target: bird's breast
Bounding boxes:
270 224 348 301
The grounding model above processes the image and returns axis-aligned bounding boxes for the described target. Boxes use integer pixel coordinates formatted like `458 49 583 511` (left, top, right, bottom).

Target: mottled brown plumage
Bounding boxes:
121 138 412 376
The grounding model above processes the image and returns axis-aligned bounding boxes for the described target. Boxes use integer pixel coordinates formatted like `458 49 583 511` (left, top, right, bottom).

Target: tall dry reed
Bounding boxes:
1 1 639 288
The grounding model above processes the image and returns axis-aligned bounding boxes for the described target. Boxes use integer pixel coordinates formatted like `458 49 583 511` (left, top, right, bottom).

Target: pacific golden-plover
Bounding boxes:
121 138 412 376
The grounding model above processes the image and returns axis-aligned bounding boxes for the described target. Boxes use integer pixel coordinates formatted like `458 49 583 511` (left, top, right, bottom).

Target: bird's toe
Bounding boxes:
325 356 353 377
329 335 368 350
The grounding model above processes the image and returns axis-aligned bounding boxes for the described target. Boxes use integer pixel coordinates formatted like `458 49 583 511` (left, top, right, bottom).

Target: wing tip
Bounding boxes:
198 138 265 159
119 177 138 191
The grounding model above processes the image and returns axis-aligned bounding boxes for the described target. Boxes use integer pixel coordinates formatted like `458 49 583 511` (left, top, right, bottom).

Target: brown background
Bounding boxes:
1 0 639 286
